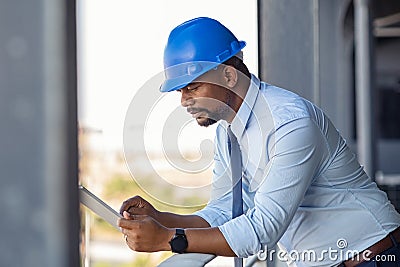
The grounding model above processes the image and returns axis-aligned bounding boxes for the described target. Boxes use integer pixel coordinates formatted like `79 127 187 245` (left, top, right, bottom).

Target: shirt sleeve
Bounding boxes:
218 117 330 257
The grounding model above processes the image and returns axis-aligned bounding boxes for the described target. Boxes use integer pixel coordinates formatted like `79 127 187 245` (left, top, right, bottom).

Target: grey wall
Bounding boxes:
0 1 80 266
258 0 314 101
258 0 355 140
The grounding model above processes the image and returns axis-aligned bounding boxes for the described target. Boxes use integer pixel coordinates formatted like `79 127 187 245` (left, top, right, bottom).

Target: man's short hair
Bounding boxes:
222 56 251 80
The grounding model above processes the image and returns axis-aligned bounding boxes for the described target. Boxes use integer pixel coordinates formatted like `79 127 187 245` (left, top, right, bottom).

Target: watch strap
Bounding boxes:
176 228 185 236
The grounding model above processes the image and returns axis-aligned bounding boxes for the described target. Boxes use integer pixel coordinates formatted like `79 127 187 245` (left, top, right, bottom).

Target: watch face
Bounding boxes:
171 235 188 253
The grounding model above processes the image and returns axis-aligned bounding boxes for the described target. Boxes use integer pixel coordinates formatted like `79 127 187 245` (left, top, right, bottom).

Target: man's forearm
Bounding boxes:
157 212 210 228
157 213 236 256
185 227 236 256
118 212 236 256
158 226 236 256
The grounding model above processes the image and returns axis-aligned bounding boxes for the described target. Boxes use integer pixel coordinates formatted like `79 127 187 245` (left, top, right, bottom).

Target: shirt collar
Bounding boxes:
230 74 260 139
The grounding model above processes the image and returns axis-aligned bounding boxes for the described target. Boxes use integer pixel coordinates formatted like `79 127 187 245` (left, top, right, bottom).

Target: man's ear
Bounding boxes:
222 65 238 88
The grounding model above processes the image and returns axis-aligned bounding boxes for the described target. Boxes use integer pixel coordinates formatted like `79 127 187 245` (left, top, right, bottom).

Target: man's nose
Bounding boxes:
180 90 194 107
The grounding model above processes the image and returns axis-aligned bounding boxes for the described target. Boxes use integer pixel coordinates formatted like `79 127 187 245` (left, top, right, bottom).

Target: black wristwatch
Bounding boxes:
169 228 188 253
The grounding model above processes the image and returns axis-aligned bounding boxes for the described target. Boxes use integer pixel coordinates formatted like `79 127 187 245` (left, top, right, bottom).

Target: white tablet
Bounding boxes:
79 185 122 231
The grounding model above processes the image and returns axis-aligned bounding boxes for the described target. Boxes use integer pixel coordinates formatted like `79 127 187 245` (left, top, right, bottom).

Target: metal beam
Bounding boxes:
313 0 321 106
157 253 216 267
354 0 376 178
374 27 400 37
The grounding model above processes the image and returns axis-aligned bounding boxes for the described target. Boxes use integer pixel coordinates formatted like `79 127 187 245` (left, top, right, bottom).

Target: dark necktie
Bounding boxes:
227 126 243 267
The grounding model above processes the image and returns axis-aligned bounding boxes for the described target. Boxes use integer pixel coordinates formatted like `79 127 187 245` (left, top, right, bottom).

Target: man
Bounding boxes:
118 17 400 266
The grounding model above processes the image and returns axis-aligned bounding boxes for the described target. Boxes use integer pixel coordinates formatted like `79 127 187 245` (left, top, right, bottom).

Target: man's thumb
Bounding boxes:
123 211 131 219
123 211 148 220
127 206 148 215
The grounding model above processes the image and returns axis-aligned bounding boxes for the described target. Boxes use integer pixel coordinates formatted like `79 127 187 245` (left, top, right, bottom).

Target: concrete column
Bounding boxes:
0 0 80 266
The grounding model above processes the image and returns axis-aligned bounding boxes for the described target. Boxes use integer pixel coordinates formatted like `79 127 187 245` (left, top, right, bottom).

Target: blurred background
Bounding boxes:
77 1 257 266
1 0 399 267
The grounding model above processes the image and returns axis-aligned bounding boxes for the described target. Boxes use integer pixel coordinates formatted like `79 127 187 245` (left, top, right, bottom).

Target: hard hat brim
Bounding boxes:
160 40 246 93
159 61 221 92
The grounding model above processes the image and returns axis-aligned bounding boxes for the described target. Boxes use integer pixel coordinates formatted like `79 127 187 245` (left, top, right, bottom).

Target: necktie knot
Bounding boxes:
227 125 237 143
227 126 239 155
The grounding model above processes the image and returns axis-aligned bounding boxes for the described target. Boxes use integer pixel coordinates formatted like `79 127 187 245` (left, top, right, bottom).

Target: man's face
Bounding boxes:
178 81 233 127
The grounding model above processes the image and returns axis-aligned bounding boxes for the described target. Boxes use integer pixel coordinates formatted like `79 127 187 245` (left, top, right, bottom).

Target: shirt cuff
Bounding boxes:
218 215 261 257
194 208 231 227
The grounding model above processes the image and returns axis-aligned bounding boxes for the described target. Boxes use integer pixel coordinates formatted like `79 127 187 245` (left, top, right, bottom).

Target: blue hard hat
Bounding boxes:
160 17 246 92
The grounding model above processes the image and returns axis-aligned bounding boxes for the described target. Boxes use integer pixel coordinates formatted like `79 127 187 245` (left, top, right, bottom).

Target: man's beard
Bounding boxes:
187 107 218 127
190 93 233 127
194 103 232 127
196 116 217 127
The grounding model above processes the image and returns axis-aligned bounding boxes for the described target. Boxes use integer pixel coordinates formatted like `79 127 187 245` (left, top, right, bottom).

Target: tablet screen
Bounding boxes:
79 185 122 231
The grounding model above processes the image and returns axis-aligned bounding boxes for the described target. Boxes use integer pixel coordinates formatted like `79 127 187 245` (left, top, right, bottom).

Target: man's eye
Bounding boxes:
188 85 199 91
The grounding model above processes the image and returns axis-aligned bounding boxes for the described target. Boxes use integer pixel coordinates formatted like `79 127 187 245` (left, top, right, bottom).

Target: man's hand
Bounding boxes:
118 211 236 256
118 211 174 252
119 196 159 220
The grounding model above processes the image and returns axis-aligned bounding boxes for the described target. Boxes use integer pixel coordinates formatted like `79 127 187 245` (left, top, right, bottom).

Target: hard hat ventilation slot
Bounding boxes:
216 50 231 62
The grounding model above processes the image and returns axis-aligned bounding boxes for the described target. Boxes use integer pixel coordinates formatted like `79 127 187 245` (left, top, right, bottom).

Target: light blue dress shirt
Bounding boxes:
194 75 400 266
